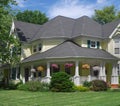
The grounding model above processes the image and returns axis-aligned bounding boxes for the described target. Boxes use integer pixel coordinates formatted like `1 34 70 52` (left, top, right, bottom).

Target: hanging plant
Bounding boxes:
65 63 74 68
51 64 59 69
82 64 90 69
37 66 44 72
92 66 100 71
31 68 36 72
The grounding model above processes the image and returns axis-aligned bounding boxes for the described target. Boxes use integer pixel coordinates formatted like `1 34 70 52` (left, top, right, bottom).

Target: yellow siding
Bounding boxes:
21 44 32 60
74 37 102 49
101 41 108 51
107 39 114 55
42 39 64 52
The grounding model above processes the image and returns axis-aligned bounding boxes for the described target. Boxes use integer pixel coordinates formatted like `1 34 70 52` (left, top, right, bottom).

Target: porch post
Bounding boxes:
30 65 35 80
74 60 80 86
99 62 106 81
111 63 119 86
45 62 51 83
15 66 19 80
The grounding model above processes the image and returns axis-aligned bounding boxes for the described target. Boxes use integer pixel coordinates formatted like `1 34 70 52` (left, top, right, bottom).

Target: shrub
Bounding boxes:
0 79 22 90
91 80 108 91
17 81 49 92
74 86 89 92
83 81 92 88
50 72 74 92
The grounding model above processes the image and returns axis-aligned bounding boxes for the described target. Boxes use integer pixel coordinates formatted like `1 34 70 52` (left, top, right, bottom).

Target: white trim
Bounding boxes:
109 23 120 38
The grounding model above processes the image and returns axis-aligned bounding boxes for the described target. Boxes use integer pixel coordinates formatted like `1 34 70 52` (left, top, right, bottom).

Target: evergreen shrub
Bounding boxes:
50 72 74 92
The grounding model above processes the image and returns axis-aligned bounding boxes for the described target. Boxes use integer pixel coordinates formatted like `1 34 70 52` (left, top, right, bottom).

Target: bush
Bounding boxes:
74 86 89 92
17 81 49 92
0 79 22 90
91 80 108 91
83 81 92 88
50 72 74 92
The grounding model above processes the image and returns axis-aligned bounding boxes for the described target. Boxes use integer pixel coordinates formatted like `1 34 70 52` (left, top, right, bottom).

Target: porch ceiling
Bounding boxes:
22 41 118 63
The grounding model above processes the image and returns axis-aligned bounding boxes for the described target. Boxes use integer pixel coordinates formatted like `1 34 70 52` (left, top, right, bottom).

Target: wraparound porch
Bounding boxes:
20 58 119 86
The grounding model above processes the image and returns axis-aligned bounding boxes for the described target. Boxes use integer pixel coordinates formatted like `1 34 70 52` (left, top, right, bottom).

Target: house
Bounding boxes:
1 15 120 88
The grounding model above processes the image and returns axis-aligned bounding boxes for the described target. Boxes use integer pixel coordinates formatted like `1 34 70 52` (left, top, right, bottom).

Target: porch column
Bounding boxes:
111 63 119 85
15 66 19 80
73 61 80 86
30 65 34 80
99 62 106 81
45 62 51 83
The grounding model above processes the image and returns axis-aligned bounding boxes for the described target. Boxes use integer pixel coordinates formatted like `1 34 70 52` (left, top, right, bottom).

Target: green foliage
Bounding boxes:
0 79 22 90
0 0 20 65
92 5 120 24
17 81 49 92
50 72 74 92
74 86 89 92
91 80 108 91
83 80 92 88
16 10 49 25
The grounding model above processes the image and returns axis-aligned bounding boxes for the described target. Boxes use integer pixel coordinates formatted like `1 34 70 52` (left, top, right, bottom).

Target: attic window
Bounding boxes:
38 43 42 51
87 40 100 49
33 45 37 53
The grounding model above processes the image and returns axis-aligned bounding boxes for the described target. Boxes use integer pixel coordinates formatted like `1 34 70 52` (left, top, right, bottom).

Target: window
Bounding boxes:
90 41 96 48
11 67 20 80
33 43 42 53
33 45 37 53
87 40 100 49
115 48 119 54
114 39 120 54
38 43 42 51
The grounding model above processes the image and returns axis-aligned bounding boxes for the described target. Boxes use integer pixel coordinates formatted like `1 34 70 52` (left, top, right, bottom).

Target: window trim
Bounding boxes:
87 40 100 49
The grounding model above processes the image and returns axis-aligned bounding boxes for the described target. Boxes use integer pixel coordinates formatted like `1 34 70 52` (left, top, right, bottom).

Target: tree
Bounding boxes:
0 0 21 87
16 10 49 25
0 0 20 65
92 5 120 24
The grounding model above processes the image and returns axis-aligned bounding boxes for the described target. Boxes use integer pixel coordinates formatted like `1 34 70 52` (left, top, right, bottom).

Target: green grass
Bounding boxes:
0 90 120 106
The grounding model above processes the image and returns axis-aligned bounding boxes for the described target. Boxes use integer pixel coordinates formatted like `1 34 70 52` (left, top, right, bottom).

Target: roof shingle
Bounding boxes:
22 41 118 63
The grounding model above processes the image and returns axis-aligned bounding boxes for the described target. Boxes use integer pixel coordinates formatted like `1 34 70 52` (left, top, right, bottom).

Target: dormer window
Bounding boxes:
87 40 100 49
33 45 37 53
38 43 42 51
33 43 42 53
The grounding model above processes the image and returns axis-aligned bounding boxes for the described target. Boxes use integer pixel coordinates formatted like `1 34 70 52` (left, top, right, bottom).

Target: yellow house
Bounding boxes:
7 15 120 88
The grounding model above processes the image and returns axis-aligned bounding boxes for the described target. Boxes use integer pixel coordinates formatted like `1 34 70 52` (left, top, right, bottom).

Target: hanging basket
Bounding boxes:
51 64 59 69
65 63 74 68
92 66 100 71
37 66 44 72
82 64 90 69
31 68 36 72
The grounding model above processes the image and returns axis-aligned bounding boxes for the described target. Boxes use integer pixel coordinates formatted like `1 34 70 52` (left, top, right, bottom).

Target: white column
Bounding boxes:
99 62 106 81
74 61 80 86
45 62 51 83
30 65 34 80
16 66 19 80
111 63 119 85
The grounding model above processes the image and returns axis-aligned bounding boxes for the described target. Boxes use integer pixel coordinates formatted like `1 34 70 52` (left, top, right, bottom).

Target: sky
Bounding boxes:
14 0 120 19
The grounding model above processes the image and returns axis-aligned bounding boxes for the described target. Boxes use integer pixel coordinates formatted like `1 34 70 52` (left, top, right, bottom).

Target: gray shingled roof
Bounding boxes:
73 16 102 38
22 41 118 63
31 16 75 41
103 19 120 38
14 16 120 42
14 21 41 42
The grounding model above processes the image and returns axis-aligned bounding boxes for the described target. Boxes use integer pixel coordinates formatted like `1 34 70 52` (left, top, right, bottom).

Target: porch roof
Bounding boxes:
22 41 118 63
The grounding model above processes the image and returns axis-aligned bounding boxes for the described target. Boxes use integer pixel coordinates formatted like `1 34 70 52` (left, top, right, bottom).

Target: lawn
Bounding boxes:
0 90 120 106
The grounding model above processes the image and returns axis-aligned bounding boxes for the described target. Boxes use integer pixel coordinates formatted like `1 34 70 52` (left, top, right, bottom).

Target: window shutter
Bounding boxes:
97 41 100 49
87 40 90 48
